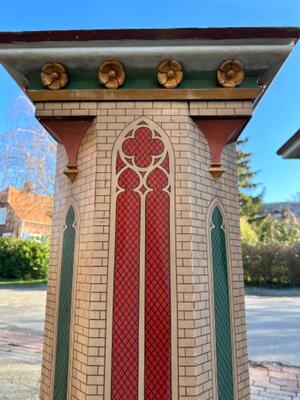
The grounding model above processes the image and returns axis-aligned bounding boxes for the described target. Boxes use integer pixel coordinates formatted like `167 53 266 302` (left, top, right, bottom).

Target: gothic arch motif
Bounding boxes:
208 199 236 400
52 202 79 400
105 117 177 400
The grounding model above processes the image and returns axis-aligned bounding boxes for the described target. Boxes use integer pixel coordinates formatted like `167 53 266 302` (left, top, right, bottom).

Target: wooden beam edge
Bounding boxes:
26 88 262 102
28 88 261 101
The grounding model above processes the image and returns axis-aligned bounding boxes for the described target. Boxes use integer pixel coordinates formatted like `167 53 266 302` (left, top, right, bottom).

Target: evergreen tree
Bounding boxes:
237 137 263 220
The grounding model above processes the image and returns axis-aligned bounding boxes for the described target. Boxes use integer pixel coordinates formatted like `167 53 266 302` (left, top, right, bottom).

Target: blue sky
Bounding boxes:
0 0 300 202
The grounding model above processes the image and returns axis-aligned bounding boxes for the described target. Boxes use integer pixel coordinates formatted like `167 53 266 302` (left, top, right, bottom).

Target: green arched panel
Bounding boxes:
53 206 76 400
211 206 234 400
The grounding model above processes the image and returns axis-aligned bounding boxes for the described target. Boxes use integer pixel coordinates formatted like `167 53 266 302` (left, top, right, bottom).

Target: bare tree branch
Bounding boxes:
0 95 56 195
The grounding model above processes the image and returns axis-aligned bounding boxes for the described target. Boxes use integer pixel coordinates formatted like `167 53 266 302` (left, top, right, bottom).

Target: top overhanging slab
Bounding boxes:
0 27 299 104
277 129 300 159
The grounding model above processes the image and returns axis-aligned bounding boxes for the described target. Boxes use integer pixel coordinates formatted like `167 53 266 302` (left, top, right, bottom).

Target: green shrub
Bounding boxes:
0 237 49 280
243 242 300 286
240 217 258 245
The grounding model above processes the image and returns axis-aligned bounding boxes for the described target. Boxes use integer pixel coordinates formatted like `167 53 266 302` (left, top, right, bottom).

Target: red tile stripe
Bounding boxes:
145 166 172 400
111 168 141 400
111 126 172 400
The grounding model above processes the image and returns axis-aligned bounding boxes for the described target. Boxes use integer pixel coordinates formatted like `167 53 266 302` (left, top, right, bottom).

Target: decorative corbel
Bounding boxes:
192 116 250 180
38 117 94 182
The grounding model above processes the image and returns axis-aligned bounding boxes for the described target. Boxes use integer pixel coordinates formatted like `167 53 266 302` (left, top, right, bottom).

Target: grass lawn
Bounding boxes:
0 279 47 287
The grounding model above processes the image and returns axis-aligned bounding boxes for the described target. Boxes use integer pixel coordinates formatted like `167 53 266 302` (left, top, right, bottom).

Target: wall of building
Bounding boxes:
22 221 51 240
36 100 251 400
0 189 52 239
0 210 51 239
0 204 22 237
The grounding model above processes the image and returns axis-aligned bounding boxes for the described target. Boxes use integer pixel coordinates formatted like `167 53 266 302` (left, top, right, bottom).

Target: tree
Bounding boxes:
291 192 300 202
257 210 300 245
0 95 56 195
240 216 258 245
237 137 263 220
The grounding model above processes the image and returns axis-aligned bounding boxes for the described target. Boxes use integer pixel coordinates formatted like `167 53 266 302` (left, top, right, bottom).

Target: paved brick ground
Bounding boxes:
1 286 300 399
2 354 300 400
250 362 300 400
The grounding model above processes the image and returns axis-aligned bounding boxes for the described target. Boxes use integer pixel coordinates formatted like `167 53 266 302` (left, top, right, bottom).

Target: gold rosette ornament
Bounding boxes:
98 60 125 89
40 63 68 90
157 60 183 88
217 59 245 88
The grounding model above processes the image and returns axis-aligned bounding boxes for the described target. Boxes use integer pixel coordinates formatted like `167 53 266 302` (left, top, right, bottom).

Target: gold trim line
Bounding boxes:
27 87 262 102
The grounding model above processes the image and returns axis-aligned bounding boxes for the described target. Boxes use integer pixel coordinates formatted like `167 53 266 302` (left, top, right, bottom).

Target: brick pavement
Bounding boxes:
1 283 300 399
250 361 300 400
1 328 300 400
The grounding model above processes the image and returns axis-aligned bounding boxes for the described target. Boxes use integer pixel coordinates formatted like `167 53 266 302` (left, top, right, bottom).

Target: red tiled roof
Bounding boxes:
6 187 52 225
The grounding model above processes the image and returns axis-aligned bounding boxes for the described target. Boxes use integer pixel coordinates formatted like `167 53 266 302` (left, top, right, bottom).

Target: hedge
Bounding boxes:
243 242 300 286
1 237 298 286
0 237 49 280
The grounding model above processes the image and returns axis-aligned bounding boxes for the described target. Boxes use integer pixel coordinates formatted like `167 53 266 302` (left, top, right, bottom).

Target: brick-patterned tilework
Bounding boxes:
189 100 253 117
36 100 251 400
185 116 250 400
38 112 98 400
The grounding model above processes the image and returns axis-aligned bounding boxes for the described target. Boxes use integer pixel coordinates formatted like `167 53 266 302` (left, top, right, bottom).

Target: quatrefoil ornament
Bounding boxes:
41 63 68 90
98 60 126 89
123 127 164 168
217 59 245 88
157 60 183 89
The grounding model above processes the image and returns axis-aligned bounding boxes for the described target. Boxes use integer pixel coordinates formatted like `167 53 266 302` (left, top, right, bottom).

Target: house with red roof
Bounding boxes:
0 184 52 241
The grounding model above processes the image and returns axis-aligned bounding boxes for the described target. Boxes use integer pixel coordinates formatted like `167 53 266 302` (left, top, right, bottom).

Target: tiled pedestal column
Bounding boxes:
37 100 251 400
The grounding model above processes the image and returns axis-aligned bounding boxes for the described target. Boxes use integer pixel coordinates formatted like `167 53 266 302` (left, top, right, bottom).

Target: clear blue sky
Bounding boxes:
0 0 300 202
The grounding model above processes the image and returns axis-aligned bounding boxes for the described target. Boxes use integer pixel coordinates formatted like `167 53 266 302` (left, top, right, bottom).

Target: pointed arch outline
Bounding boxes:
50 198 80 400
105 116 178 400
206 198 237 400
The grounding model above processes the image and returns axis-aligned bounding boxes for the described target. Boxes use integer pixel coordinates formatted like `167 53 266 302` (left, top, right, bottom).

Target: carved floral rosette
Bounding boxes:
98 60 126 89
40 63 68 90
157 60 183 88
217 59 245 88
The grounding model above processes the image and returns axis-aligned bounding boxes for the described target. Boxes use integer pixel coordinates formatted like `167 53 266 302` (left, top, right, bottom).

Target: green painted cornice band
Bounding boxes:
26 68 261 91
